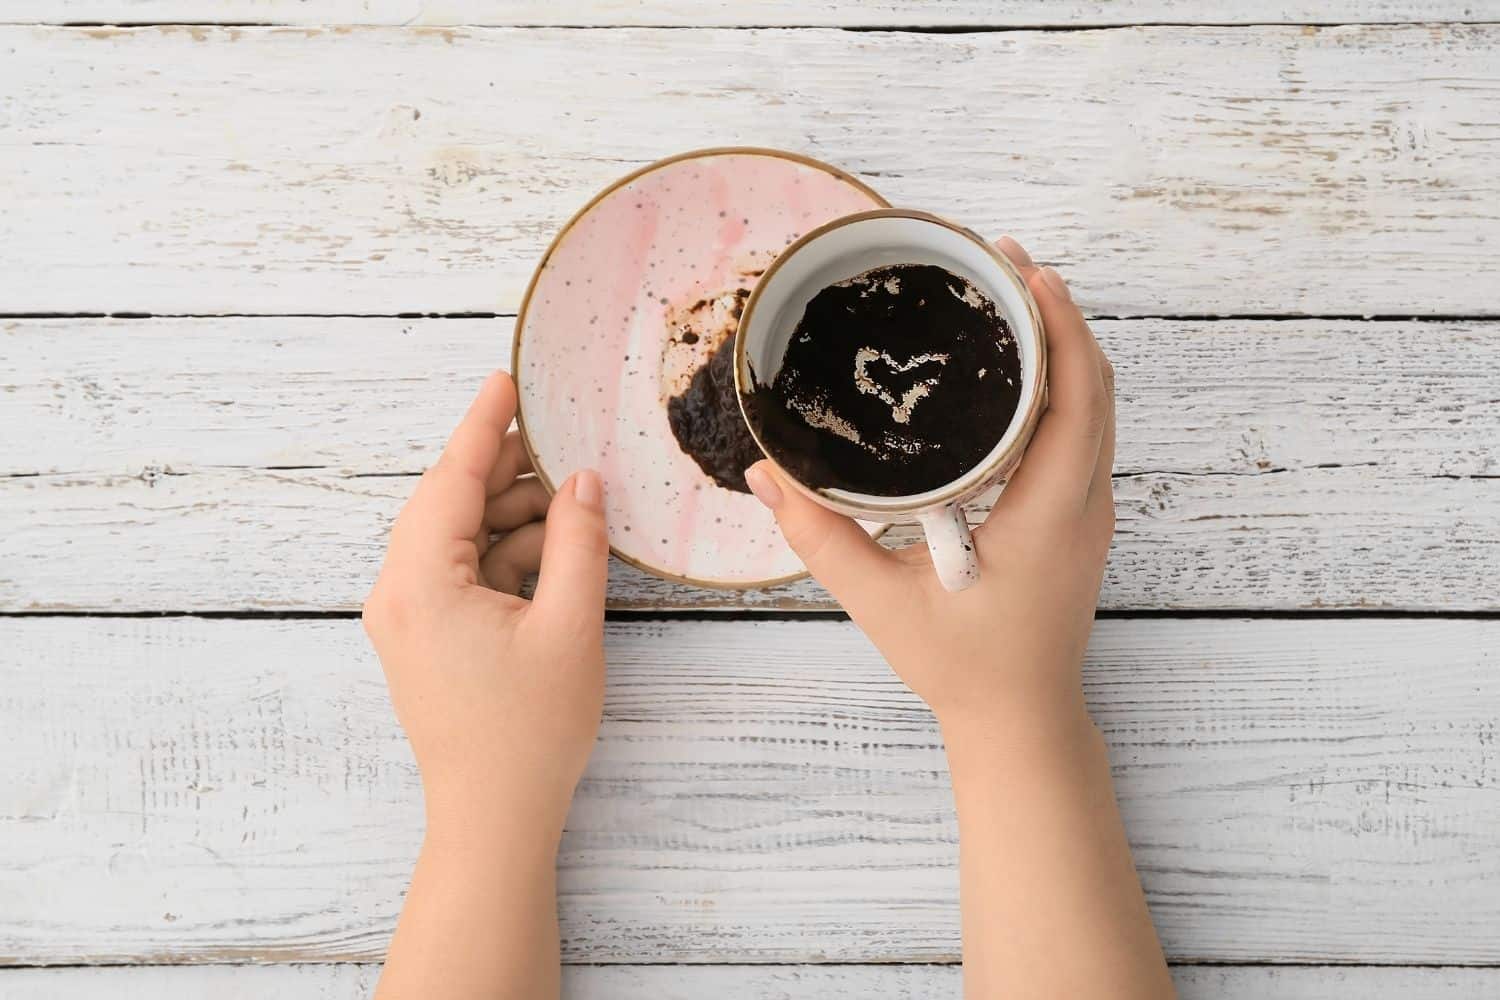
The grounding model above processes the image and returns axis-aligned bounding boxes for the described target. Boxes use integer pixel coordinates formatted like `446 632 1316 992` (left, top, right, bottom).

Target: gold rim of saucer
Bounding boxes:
733 207 1050 516
510 146 891 592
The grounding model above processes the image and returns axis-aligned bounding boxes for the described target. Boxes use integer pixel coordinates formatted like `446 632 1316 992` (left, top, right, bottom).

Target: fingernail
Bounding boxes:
574 468 602 510
744 463 784 509
996 235 1034 270
1040 265 1071 303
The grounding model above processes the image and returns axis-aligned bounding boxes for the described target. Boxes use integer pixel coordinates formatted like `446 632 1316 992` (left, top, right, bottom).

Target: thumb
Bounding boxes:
744 461 898 618
531 469 609 634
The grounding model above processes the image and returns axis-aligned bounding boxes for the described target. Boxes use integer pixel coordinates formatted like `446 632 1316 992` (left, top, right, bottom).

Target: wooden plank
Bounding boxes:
3 463 1494 612
3 617 1498 964
3 25 1497 315
9 1 1498 27
5 315 1496 612
7 317 1498 479
5 964 1500 1000
1173 967 1500 999
0 467 1486 614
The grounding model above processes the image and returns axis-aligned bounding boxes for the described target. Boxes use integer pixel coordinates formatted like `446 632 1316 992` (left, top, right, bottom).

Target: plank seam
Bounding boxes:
0 312 507 320
842 21 1500 32
5 609 1500 621
10 21 1500 31
10 465 1496 481
2 959 1500 970
3 312 1499 323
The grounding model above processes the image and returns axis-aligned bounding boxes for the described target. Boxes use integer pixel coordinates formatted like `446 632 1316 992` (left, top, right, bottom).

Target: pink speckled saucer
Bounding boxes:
513 148 888 588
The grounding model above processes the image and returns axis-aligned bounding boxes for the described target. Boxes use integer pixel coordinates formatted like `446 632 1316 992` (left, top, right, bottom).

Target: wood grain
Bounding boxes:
4 464 1493 612
2 25 1497 315
5 315 1496 612
5 963 1500 999
7 317 1497 479
10 1 1499 26
4 617 1498 964
4 6 1495 986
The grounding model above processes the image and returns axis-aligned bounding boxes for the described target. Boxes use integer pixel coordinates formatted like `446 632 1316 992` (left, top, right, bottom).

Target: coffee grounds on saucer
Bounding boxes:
667 331 763 493
742 263 1021 496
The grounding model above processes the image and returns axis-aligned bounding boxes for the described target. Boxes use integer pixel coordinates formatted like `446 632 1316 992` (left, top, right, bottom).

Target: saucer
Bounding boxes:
513 148 888 588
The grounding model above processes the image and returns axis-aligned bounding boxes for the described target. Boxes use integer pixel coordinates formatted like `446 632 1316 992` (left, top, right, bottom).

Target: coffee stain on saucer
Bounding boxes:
661 268 765 493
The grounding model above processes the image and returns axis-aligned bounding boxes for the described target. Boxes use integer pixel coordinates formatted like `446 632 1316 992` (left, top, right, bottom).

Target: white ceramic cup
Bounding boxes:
734 209 1048 592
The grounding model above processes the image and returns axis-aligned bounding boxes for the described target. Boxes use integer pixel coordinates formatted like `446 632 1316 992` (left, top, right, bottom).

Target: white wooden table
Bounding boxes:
3 3 1498 997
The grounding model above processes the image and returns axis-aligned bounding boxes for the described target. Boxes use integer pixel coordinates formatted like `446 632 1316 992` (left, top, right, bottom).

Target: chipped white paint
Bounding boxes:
5 963 1500 999
2 26 1497 314
11 316 1500 614
9 1 1500 26
6 317 1495 479
3 316 1496 612
2 9 1496 986
2 617 1498 964
3 462 1495 612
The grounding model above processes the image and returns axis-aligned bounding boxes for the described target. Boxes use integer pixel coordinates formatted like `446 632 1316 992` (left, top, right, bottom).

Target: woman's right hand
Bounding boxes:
751 248 1174 999
744 238 1116 743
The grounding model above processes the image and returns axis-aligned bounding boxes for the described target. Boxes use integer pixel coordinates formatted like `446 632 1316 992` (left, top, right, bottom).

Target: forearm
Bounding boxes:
376 807 565 1000
943 700 1173 999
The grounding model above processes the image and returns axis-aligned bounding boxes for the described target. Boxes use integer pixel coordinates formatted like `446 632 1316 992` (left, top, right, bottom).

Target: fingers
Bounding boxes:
390 372 517 575
995 235 1036 275
475 475 549 566
998 236 1116 517
744 461 902 620
987 253 1109 523
530 470 609 635
484 476 551 533
487 431 534 497
480 521 545 595
1085 353 1117 540
436 373 518 495
1092 353 1116 497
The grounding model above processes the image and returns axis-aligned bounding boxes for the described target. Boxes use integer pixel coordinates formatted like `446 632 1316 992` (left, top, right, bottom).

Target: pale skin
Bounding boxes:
363 238 1173 998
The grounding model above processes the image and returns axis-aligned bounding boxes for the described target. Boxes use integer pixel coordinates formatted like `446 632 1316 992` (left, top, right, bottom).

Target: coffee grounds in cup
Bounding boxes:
742 263 1021 496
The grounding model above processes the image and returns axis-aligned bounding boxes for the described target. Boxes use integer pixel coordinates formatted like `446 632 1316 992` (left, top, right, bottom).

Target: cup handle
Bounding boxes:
919 504 979 592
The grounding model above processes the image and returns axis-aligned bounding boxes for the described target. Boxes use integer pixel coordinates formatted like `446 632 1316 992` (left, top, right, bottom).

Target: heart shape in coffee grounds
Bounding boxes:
853 347 951 425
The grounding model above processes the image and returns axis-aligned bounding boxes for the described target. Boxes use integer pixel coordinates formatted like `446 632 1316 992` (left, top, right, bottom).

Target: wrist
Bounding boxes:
937 687 1097 778
417 815 563 902
421 775 575 855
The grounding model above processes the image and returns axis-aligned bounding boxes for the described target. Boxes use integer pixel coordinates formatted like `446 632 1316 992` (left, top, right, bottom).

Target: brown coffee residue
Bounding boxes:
663 282 763 493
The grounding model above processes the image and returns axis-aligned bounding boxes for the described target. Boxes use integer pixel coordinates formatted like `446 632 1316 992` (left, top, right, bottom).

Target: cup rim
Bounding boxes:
733 207 1049 515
